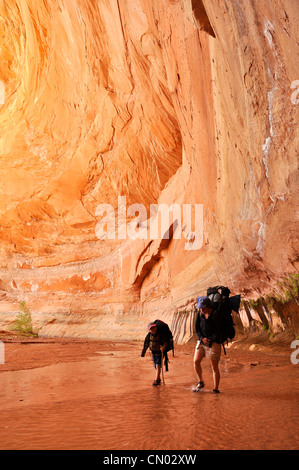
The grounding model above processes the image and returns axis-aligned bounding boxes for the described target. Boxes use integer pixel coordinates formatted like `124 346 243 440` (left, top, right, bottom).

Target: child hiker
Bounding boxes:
141 321 173 386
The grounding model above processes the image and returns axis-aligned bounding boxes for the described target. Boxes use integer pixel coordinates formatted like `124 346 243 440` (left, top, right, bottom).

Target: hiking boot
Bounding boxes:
152 379 161 386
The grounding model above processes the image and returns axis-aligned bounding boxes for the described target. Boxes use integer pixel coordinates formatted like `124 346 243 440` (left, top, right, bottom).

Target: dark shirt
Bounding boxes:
195 311 220 345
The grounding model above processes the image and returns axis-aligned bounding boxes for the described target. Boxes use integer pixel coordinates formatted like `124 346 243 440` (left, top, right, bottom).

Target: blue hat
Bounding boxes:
197 296 212 309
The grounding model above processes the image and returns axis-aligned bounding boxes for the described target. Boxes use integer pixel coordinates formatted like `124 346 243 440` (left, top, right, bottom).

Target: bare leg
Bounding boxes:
155 365 161 381
194 349 204 383
211 359 220 391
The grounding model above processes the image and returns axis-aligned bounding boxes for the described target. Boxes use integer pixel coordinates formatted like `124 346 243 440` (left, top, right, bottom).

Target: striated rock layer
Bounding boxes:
0 0 298 341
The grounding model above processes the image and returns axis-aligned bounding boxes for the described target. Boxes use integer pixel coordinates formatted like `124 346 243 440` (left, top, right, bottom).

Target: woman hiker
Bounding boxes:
193 296 222 393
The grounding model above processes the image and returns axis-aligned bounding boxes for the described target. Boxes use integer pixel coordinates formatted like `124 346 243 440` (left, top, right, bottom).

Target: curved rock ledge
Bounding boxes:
0 1 298 341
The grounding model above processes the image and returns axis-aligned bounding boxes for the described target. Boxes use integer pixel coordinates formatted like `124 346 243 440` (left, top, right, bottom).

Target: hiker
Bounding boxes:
193 296 222 393
141 320 172 386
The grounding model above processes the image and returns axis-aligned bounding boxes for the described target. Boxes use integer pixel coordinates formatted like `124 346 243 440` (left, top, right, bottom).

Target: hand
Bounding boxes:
202 338 210 345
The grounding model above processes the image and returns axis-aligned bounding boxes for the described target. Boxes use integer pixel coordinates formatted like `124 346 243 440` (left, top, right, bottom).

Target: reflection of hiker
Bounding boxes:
193 297 222 393
141 321 173 386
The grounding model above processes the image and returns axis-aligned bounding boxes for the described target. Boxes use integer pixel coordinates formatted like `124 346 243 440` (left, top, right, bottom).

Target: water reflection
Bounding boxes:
0 342 298 450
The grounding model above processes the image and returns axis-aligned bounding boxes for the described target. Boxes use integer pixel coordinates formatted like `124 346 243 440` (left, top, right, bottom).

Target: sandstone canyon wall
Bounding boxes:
0 0 298 341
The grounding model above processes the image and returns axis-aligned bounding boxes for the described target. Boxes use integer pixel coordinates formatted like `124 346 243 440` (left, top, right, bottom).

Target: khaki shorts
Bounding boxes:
195 341 222 362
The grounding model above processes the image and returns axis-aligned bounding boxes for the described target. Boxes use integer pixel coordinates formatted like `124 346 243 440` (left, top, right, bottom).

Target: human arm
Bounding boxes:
195 312 204 342
141 333 150 357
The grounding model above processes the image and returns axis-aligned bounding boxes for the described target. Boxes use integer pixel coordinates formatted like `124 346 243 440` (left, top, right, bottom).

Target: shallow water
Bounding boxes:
0 342 298 450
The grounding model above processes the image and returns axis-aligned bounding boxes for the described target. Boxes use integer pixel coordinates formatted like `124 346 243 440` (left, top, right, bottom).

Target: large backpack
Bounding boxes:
154 319 174 356
198 286 241 353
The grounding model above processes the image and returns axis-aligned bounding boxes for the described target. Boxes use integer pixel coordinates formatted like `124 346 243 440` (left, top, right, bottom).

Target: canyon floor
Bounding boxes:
0 334 298 450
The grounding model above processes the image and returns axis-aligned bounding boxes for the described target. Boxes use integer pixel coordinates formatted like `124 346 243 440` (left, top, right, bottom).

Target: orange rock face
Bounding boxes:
0 1 298 340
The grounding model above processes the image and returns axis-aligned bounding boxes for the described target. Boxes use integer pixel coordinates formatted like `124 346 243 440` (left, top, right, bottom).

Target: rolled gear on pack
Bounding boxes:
197 286 241 354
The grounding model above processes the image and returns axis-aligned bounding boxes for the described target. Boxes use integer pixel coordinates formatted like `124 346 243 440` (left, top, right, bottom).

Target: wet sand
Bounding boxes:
0 337 298 450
